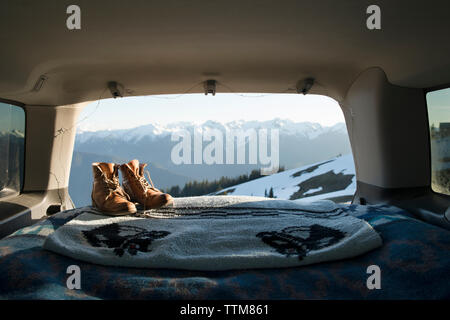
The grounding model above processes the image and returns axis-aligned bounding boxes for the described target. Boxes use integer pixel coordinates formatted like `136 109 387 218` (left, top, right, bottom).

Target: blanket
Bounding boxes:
2 201 449 299
43 196 382 270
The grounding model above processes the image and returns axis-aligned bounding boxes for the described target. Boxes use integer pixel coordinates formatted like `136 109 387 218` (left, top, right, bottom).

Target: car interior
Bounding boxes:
0 0 449 301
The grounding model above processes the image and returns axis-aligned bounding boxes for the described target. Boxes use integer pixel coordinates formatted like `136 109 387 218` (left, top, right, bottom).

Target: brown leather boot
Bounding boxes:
91 162 137 215
120 159 173 209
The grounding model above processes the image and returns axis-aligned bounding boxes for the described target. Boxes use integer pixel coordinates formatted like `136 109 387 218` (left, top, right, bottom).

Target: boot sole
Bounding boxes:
95 208 138 216
92 194 137 216
91 202 138 216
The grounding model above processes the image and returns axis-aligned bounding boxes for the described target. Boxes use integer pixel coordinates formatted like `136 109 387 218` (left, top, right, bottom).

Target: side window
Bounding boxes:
426 88 450 196
0 102 25 199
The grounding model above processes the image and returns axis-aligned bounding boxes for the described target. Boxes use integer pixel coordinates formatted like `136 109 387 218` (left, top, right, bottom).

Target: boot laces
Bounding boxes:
139 170 157 191
102 174 129 199
137 170 158 211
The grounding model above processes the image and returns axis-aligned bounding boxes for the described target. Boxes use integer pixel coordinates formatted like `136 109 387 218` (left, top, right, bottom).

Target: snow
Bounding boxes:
213 153 356 202
303 186 323 195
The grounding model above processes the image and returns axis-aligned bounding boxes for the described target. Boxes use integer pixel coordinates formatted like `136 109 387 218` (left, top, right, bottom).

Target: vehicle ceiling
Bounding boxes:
0 0 449 105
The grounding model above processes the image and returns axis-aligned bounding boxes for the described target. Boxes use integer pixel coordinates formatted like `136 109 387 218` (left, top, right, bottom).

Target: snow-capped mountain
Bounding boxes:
212 154 356 203
76 119 347 144
0 129 24 138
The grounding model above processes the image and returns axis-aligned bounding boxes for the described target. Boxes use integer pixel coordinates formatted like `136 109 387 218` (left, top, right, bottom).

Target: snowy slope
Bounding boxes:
213 153 356 203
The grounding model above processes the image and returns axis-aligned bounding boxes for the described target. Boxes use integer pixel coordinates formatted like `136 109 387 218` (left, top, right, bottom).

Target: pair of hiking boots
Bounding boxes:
91 159 173 215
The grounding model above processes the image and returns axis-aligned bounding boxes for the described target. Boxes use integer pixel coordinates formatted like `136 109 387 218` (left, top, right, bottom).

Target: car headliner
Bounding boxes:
0 0 449 105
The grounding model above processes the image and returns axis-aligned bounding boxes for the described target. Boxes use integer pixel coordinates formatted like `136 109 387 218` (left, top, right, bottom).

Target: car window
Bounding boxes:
427 88 450 196
0 102 25 199
69 94 355 207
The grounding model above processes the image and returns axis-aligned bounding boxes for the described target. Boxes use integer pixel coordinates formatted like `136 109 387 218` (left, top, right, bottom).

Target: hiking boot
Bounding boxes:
91 162 137 215
120 160 173 209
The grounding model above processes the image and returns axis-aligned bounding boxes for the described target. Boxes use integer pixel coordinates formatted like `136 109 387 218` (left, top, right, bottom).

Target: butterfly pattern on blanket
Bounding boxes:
256 224 347 260
43 196 382 271
82 224 170 257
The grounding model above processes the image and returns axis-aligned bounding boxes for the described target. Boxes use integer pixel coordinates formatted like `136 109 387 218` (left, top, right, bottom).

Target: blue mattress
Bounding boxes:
0 202 449 300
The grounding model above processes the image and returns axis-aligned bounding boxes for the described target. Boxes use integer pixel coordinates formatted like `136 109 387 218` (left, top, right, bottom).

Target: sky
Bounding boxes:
427 88 450 128
76 93 345 132
0 103 25 133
